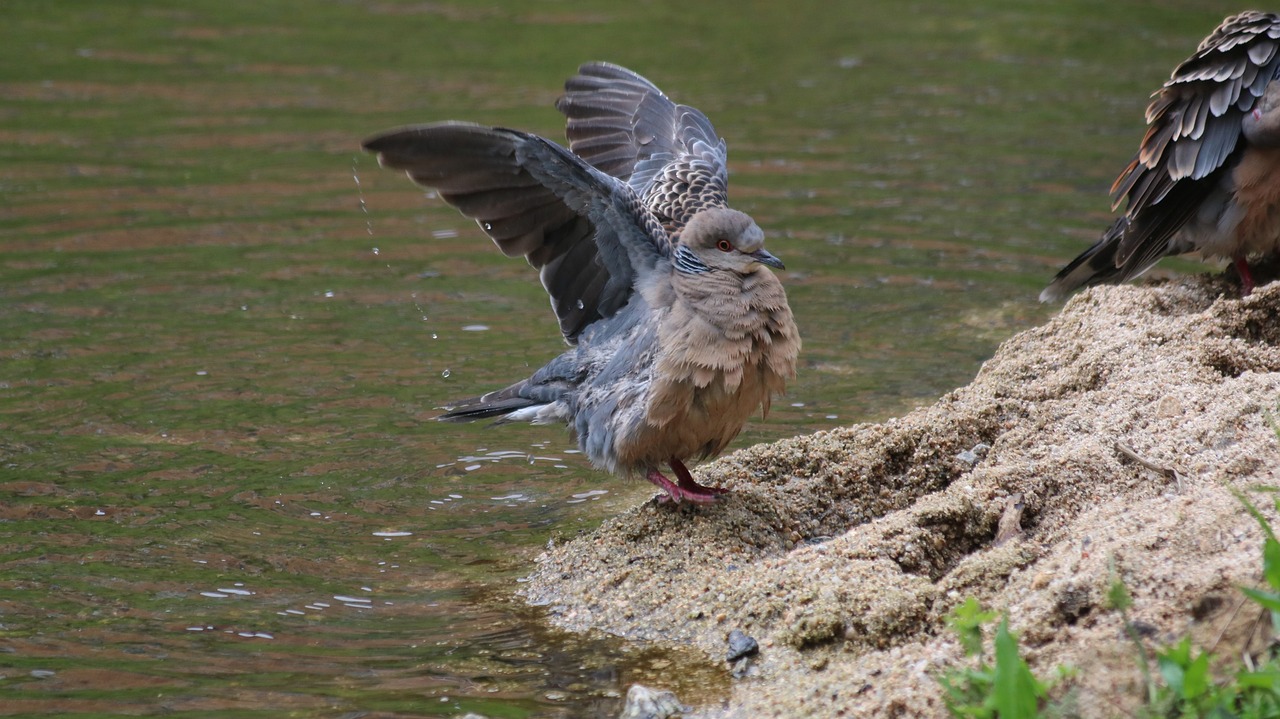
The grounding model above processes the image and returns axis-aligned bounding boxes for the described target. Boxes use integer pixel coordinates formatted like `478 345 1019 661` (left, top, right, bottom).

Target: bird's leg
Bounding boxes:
669 458 728 501
646 462 721 505
645 469 686 503
1234 255 1256 295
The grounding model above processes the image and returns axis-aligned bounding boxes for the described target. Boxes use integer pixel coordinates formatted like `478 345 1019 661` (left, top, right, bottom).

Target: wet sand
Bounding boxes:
524 275 1280 717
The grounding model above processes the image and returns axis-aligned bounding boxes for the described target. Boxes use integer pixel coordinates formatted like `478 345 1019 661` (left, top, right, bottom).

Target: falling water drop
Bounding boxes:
575 299 585 310
431 333 438 339
372 247 379 255
441 369 451 378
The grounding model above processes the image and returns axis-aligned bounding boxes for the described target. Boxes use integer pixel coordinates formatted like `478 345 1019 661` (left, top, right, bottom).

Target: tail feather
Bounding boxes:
436 360 577 423
437 379 540 422
437 395 541 422
1040 218 1128 302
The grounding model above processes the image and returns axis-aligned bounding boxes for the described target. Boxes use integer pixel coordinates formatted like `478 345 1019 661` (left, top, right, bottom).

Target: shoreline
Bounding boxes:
523 276 1280 717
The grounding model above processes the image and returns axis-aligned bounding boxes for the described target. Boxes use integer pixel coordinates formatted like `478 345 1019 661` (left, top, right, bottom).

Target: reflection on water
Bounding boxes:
0 0 1245 716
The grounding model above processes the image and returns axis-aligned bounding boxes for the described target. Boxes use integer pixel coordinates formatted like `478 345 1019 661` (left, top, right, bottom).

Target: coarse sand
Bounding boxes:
522 275 1280 718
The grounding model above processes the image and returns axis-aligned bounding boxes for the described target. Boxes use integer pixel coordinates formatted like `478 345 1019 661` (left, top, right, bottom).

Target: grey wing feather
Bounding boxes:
557 62 730 233
1111 12 1280 265
362 122 668 344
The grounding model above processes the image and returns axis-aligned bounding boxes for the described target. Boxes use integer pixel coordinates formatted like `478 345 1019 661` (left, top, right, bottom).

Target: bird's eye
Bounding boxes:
716 239 733 252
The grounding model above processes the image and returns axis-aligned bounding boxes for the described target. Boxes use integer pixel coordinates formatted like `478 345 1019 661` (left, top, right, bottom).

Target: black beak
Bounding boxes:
750 248 785 270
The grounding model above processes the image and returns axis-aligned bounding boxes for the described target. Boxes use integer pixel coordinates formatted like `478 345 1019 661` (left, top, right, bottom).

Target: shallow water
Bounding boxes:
0 1 1244 716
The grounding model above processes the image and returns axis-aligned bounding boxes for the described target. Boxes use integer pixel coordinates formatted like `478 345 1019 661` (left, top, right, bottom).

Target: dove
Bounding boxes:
363 63 800 503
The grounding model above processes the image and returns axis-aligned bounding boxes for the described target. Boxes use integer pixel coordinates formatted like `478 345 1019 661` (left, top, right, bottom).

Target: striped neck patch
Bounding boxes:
673 245 711 275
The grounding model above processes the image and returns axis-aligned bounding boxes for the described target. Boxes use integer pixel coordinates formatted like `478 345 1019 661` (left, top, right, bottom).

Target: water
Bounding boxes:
0 0 1242 716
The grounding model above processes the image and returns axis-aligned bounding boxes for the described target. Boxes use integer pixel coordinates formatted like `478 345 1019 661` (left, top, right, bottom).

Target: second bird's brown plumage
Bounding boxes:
1042 11 1280 301
363 63 800 504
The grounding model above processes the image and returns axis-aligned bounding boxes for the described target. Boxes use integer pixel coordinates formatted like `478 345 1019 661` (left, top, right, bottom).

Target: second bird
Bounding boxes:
363 63 800 505
1042 11 1280 301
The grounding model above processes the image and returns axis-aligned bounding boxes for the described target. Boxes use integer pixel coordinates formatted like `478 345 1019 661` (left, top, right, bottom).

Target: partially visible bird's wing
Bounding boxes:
363 122 669 344
556 62 729 235
1109 11 1280 268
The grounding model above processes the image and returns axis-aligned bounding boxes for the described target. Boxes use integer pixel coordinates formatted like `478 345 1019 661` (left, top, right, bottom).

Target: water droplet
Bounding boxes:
372 247 379 255
441 369 451 378
482 222 493 231
527 454 536 464
431 333 438 339
575 299 585 310
324 290 334 298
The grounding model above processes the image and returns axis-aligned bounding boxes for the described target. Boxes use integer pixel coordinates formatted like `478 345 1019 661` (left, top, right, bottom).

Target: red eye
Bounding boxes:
716 239 732 252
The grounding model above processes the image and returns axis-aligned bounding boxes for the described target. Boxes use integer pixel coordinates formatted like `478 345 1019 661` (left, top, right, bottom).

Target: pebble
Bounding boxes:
955 442 991 466
726 629 759 662
618 684 687 719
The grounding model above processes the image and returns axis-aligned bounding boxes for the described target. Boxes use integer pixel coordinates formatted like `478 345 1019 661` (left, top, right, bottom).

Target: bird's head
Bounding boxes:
675 208 784 275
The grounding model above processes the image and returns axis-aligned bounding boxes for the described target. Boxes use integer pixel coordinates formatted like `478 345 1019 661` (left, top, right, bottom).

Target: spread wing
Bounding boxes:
363 122 669 344
1110 11 1280 267
556 62 730 235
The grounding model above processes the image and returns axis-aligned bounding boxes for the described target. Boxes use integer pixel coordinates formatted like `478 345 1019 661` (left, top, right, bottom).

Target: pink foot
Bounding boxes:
668 458 729 503
1234 255 1255 296
646 464 722 505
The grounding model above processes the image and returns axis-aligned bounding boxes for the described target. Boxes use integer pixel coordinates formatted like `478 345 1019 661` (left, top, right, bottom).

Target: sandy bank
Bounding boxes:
523 275 1280 718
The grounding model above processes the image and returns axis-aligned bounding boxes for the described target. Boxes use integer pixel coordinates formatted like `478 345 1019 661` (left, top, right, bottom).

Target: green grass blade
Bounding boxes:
993 618 1040 719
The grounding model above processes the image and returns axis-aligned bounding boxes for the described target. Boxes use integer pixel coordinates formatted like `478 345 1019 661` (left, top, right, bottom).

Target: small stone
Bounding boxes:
1156 395 1182 417
726 629 759 661
618 684 687 719
955 442 991 466
1126 620 1159 638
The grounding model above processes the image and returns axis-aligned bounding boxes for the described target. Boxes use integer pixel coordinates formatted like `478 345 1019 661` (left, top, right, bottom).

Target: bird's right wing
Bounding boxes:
363 122 669 344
